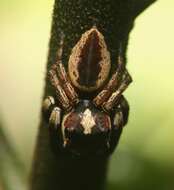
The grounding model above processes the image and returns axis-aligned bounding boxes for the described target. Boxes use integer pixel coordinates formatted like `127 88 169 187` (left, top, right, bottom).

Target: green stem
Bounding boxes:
29 1 156 190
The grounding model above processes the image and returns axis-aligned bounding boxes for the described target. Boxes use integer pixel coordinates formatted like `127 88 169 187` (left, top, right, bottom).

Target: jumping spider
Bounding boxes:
42 26 132 156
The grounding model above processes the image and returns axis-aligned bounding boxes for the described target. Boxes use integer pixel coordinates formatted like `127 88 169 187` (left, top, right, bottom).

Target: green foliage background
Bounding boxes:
0 1 173 189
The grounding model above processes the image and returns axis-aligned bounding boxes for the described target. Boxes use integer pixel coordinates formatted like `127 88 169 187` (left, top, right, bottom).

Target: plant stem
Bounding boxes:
29 0 156 190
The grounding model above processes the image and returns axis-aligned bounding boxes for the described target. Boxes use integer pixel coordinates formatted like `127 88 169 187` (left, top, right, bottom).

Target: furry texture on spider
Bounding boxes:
42 26 132 157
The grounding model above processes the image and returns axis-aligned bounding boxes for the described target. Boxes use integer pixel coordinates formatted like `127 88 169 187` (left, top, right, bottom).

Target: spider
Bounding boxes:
42 26 132 156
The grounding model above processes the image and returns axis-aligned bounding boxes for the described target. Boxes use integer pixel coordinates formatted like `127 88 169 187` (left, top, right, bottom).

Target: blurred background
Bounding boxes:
0 0 173 189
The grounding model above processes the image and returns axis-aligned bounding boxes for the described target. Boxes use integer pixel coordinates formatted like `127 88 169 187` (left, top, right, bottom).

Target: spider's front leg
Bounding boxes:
42 96 62 130
108 95 129 154
42 96 64 152
112 95 130 127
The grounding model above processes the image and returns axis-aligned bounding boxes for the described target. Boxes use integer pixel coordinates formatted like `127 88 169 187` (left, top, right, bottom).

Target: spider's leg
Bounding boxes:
49 107 62 130
93 45 125 107
55 62 79 104
51 34 79 105
107 96 129 154
49 69 72 111
102 70 132 112
42 96 62 130
42 96 55 121
113 95 129 127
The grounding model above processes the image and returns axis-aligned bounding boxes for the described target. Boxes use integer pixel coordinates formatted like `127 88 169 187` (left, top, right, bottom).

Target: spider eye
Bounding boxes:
68 27 111 92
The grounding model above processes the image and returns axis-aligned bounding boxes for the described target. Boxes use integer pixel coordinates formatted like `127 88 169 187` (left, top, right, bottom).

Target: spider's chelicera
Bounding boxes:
42 26 132 156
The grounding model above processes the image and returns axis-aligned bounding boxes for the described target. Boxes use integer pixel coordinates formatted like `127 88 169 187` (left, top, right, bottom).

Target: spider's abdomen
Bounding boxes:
68 27 111 92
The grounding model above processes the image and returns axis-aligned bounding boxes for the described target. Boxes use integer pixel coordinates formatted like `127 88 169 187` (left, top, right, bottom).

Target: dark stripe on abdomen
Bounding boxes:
77 30 102 88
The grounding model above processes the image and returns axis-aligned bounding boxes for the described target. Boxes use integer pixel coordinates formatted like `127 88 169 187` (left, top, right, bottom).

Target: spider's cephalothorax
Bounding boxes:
43 26 132 156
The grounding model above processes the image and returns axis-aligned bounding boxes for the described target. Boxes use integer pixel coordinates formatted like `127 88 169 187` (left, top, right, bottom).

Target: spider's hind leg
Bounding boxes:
102 70 132 112
93 44 125 107
50 32 79 106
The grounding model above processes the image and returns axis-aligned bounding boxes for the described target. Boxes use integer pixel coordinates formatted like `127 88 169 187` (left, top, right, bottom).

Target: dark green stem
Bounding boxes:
29 1 156 190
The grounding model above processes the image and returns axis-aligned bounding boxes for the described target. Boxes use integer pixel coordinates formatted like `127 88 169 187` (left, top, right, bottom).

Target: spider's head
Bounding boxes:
60 100 112 156
68 27 111 92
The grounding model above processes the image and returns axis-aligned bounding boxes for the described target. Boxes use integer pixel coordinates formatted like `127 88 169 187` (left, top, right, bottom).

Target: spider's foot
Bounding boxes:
49 107 61 130
42 96 55 122
42 96 62 130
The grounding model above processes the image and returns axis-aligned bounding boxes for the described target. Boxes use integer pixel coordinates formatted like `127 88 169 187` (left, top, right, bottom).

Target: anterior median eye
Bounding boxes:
68 26 111 92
